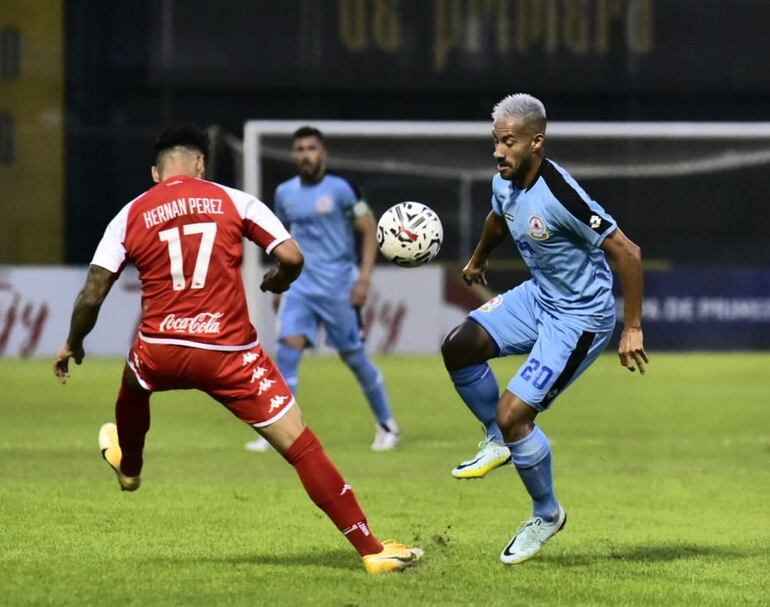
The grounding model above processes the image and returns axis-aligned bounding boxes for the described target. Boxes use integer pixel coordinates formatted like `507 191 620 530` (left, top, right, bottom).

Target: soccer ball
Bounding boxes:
376 202 443 268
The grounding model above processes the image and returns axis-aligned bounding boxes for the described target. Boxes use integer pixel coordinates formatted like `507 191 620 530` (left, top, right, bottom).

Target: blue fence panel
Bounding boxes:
614 266 770 350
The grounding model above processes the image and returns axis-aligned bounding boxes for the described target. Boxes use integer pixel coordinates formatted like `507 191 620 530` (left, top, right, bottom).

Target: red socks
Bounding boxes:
114 386 382 558
283 428 383 556
114 379 151 477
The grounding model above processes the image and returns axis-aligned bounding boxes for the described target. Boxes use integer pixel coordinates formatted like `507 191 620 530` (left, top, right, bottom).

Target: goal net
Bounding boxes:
241 120 770 352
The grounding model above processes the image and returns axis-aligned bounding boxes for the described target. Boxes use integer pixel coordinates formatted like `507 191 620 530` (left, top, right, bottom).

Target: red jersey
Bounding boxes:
91 175 290 350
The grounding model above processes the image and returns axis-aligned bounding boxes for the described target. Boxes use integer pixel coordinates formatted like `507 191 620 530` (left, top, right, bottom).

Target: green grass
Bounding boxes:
1 353 768 606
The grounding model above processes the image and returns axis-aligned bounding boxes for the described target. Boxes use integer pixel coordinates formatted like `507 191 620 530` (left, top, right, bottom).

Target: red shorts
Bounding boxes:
126 337 295 427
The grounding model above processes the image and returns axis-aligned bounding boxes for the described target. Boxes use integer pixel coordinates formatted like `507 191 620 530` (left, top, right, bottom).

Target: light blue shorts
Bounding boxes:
468 281 614 412
277 288 363 352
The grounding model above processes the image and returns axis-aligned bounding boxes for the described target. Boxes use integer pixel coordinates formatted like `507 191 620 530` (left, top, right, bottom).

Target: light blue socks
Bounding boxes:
343 349 393 426
449 363 504 442
276 342 302 394
506 426 559 521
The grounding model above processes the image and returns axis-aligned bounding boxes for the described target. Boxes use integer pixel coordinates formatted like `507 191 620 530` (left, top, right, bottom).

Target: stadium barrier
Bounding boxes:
622 266 770 350
2 265 768 358
0 265 446 357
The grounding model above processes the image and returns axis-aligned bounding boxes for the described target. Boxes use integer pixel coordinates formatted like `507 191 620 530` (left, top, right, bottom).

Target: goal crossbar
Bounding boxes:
241 119 770 350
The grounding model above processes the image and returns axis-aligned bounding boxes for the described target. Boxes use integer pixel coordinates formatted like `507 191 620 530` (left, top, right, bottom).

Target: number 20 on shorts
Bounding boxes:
520 357 554 389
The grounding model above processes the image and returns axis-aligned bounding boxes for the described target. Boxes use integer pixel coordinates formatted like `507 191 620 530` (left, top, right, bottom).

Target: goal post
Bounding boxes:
241 120 770 353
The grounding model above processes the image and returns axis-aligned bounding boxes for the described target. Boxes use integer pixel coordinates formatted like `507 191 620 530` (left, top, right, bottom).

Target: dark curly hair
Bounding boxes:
154 124 210 160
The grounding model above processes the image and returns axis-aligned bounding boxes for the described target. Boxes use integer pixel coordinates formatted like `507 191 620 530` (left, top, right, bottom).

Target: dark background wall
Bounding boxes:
65 0 770 264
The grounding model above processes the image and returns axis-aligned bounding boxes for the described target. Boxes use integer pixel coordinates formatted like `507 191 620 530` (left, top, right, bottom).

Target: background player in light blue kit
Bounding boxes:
245 127 400 452
441 94 648 564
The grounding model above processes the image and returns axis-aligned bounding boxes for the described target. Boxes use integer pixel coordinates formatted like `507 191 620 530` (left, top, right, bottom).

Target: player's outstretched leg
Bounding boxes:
99 366 151 491
497 392 565 564
340 349 399 451
500 501 566 565
451 431 511 480
245 341 303 453
361 540 424 574
447 363 510 479
264 406 422 573
99 423 141 491
442 320 510 478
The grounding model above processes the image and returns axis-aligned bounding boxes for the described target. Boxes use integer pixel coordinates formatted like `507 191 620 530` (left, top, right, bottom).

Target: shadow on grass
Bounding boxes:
151 549 358 571
539 542 759 567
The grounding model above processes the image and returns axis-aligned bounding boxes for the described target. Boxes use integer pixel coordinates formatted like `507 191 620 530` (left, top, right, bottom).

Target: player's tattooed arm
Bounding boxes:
54 265 117 383
67 265 118 347
601 229 648 375
462 211 509 286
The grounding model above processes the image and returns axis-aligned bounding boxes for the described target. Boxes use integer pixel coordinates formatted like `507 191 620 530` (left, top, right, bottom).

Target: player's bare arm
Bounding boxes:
601 228 648 374
463 211 509 286
351 211 377 306
54 264 118 383
260 239 304 293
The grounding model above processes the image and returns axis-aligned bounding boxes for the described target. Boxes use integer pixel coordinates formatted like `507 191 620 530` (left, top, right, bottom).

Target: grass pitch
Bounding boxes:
1 353 768 606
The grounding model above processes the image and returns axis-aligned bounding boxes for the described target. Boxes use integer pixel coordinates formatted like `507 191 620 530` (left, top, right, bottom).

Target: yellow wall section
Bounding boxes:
0 1 64 263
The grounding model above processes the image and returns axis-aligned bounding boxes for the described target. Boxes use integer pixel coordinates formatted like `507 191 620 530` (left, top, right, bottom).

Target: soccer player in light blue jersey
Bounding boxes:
245 127 399 453
441 94 648 564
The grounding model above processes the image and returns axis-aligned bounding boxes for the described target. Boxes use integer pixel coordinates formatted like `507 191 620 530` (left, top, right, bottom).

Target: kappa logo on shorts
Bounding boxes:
527 215 550 241
257 378 276 395
250 367 267 382
479 294 503 313
242 352 258 366
268 394 289 412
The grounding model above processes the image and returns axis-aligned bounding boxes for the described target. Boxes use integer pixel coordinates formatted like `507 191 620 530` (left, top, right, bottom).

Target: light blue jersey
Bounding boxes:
491 158 617 328
468 157 619 410
273 170 394 426
274 173 361 297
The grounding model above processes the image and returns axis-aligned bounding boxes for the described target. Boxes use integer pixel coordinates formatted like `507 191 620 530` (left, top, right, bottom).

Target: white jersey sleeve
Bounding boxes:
217 183 291 254
90 200 134 272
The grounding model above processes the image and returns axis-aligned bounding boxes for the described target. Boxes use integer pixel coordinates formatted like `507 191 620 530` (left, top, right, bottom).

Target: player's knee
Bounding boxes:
121 364 147 393
496 400 535 442
441 322 474 368
441 321 491 370
340 348 373 372
280 335 307 350
440 331 462 368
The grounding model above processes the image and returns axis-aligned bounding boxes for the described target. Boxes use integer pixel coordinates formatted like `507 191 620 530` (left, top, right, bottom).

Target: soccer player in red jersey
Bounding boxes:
53 125 422 574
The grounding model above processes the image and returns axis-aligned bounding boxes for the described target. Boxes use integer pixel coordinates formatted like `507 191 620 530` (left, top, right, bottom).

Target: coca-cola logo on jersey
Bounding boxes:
159 312 224 334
